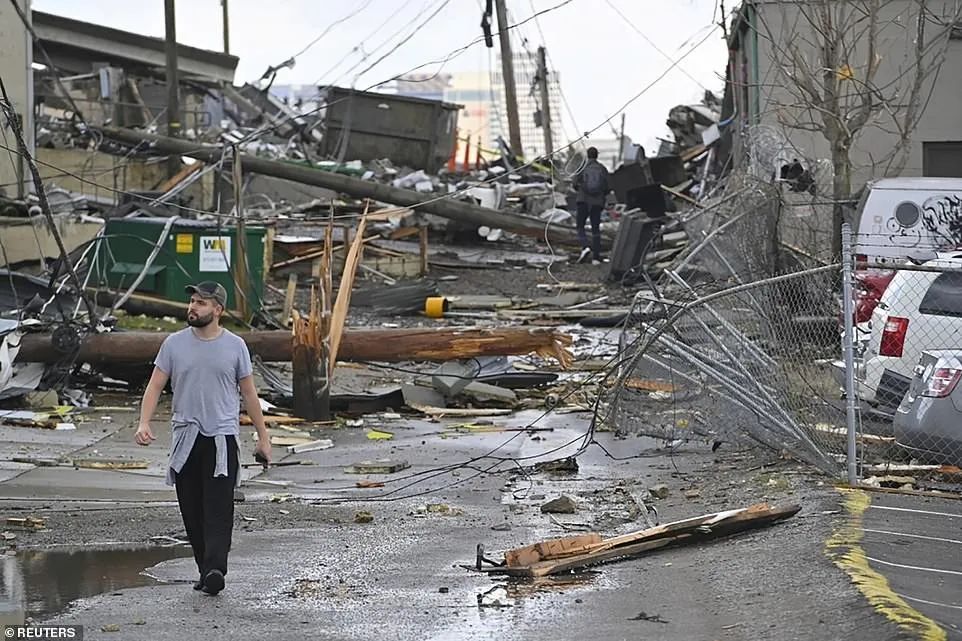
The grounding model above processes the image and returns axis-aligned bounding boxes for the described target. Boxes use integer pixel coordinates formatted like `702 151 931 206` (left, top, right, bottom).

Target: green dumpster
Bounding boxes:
98 217 267 311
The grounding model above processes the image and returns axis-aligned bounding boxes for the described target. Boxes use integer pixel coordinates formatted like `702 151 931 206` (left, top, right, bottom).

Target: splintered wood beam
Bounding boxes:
290 286 330 421
492 503 801 578
328 205 368 367
18 328 573 366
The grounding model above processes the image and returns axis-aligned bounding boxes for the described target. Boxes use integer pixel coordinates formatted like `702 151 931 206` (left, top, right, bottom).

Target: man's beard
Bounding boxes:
187 312 215 328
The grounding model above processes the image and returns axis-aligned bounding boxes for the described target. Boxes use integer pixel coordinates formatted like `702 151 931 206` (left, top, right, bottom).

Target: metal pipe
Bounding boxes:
842 223 859 484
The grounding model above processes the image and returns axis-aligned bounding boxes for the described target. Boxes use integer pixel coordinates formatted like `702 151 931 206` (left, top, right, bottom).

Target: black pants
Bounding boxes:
175 435 239 579
576 202 603 260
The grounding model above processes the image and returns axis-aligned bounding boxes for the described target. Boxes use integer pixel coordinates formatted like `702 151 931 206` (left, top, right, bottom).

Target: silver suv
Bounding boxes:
894 349 962 464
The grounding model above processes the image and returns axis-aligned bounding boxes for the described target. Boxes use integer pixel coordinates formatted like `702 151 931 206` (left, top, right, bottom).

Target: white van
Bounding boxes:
856 178 962 264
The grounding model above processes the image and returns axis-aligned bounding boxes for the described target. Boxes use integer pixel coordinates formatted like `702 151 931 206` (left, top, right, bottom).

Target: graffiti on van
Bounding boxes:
921 195 962 248
887 217 922 246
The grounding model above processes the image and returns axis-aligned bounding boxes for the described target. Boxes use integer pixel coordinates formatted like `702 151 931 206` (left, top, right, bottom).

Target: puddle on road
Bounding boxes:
0 544 192 624
477 571 601 607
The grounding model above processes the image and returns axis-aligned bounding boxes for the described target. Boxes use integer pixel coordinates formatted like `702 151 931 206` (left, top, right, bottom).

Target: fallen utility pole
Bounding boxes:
98 127 598 247
18 327 573 366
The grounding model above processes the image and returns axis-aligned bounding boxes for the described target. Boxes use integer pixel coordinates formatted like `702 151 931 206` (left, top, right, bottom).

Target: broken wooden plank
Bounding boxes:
407 404 514 418
345 459 411 474
282 273 298 327
493 503 800 577
71 458 149 470
505 533 602 568
5 516 45 530
287 439 334 454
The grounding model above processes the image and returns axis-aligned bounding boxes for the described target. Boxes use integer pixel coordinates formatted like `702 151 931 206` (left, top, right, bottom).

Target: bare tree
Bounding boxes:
752 0 962 255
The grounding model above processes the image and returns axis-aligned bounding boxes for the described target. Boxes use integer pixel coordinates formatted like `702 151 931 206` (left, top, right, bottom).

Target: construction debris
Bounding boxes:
473 502 800 577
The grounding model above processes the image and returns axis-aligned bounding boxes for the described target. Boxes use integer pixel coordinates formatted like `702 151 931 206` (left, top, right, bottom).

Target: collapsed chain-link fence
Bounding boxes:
604 263 845 474
602 175 849 475
604 208 962 478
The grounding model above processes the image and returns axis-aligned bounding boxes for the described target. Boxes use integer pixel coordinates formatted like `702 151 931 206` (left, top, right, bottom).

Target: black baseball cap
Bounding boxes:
185 281 228 307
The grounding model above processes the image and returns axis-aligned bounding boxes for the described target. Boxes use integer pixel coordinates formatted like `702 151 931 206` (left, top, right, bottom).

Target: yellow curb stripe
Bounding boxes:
826 488 946 641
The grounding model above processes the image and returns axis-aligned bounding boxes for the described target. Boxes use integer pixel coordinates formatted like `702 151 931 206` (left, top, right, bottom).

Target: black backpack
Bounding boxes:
583 163 607 196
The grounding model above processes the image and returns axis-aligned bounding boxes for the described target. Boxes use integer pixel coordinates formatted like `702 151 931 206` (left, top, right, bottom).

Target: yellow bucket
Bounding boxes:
424 297 448 318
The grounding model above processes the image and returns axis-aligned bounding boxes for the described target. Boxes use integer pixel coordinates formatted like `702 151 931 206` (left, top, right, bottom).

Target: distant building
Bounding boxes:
493 51 565 159
394 52 568 163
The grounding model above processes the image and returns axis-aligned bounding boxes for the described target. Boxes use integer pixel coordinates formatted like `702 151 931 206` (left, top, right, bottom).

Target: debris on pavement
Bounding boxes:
648 484 671 500
540 495 578 514
472 502 801 577
346 459 410 474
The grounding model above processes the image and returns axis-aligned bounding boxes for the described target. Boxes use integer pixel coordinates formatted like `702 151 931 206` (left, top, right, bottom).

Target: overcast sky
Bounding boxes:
34 0 729 149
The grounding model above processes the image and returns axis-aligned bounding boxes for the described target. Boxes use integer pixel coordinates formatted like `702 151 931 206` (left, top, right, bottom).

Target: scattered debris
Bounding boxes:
346 459 410 475
541 495 578 514
287 439 334 454
628 612 669 624
5 516 45 530
71 458 149 470
474 502 800 577
354 511 374 524
648 484 670 500
533 457 579 474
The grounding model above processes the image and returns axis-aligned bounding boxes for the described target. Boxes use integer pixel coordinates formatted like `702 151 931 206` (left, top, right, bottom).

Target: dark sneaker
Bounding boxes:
202 569 225 595
577 247 591 263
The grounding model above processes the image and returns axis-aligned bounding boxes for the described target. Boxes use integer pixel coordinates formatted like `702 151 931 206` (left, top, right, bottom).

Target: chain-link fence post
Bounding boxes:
841 222 858 484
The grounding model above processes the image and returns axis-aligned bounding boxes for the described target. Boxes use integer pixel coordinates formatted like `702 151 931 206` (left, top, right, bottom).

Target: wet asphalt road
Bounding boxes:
0 396 914 641
35 426 898 641
862 492 962 639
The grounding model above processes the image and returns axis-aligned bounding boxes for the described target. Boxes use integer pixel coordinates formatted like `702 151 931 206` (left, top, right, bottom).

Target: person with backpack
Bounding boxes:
573 146 610 264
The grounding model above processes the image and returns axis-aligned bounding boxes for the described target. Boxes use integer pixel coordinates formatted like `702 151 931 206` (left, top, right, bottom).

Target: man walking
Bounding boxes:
573 146 610 264
135 281 272 595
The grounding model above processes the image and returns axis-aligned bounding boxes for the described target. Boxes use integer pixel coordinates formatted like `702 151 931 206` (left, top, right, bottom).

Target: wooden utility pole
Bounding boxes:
618 113 626 164
232 146 250 320
494 0 523 156
536 46 553 159
221 0 230 54
163 0 181 178
18 327 574 366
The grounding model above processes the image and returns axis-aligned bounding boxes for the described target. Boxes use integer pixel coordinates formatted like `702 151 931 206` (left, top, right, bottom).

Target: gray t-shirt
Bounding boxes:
154 327 253 436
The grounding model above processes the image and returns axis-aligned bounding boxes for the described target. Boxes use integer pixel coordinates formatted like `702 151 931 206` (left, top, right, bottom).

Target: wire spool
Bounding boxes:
424 297 449 318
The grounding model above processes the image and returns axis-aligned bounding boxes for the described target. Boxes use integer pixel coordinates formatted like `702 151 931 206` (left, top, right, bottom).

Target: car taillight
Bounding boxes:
923 368 962 398
880 316 909 357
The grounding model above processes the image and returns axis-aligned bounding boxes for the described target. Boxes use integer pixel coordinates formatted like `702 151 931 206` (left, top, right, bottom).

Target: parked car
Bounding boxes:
861 255 962 417
894 349 962 464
